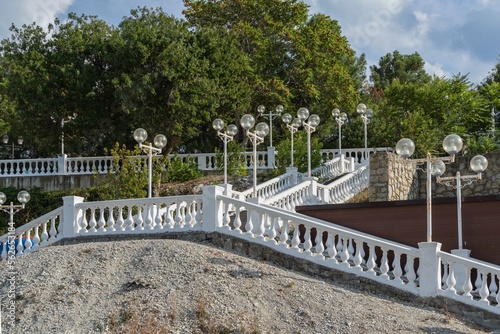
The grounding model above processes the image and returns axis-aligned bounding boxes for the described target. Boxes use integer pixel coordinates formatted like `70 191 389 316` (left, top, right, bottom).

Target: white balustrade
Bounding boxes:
320 147 393 163
317 164 369 204
439 252 500 313
218 194 421 295
0 150 275 177
235 168 299 202
0 207 63 259
75 195 203 234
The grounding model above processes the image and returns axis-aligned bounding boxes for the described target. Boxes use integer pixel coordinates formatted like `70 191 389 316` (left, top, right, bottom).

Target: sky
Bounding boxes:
1 0 499 85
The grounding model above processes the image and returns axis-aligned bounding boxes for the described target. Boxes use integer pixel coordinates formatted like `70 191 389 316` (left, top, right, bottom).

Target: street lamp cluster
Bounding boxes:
2 135 24 160
257 105 283 147
396 134 488 249
0 190 30 229
432 154 488 250
240 114 269 197
133 128 167 199
331 103 374 160
212 119 238 186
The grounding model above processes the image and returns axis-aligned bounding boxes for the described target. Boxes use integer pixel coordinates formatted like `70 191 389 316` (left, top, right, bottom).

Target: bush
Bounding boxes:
215 141 248 178
162 155 201 182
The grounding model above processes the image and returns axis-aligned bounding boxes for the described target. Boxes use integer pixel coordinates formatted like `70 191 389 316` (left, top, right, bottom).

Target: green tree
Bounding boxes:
482 55 500 85
370 51 431 95
184 0 366 141
1 8 252 156
370 75 491 156
95 143 149 200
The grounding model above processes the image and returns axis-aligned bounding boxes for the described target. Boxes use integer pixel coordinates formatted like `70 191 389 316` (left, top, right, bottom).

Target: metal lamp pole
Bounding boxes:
240 114 269 197
297 107 320 178
432 155 488 249
282 113 302 167
357 103 374 160
396 134 463 242
133 128 168 198
258 105 283 147
213 119 238 185
331 108 347 158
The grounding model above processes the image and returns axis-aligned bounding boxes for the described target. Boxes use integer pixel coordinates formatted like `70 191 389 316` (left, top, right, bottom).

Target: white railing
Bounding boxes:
233 167 299 202
0 207 63 258
263 180 314 211
0 147 394 177
309 156 354 180
320 147 393 163
75 195 203 235
0 148 276 177
0 185 499 317
219 194 421 294
439 251 500 314
317 163 370 204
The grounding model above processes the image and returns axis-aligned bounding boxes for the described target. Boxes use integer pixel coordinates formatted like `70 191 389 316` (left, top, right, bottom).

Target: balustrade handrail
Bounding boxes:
221 194 421 256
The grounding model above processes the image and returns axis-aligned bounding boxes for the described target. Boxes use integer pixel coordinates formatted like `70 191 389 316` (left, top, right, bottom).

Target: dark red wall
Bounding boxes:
296 196 500 265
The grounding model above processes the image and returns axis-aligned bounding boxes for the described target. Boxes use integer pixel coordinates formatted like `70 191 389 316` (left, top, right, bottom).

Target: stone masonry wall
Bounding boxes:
369 152 419 202
370 151 500 201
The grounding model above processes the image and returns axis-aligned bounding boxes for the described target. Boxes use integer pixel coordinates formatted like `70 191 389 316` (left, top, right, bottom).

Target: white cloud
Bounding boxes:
0 0 73 40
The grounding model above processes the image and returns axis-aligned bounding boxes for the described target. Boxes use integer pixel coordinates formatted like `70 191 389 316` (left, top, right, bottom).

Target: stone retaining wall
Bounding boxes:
369 151 500 201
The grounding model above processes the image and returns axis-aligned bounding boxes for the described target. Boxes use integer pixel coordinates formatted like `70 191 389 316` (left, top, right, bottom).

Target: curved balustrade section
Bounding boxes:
317 164 369 204
0 207 63 259
439 252 499 312
74 195 203 235
219 194 421 295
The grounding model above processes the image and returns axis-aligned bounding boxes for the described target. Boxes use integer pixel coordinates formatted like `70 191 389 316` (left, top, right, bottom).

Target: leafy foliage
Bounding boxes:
274 130 323 175
162 156 202 182
94 143 148 200
215 141 248 177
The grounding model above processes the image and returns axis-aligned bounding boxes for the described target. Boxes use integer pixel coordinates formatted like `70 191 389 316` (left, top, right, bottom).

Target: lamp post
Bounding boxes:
282 113 302 167
0 190 30 228
133 128 168 198
431 155 488 249
257 105 283 147
357 103 374 159
396 134 463 242
240 114 269 197
331 108 347 157
212 119 238 185
297 107 320 178
2 135 23 160
61 113 77 156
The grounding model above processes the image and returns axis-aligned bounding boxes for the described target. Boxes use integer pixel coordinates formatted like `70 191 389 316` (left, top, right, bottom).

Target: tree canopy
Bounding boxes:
0 2 499 159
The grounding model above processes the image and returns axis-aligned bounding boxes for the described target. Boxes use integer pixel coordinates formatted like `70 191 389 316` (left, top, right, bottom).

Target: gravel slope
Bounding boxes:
0 238 493 333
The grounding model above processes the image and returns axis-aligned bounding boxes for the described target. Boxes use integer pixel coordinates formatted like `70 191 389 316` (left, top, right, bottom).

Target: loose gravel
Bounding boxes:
0 238 494 333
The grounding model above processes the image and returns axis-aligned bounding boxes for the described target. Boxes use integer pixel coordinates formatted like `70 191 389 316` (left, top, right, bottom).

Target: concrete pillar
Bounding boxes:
267 146 276 169
58 154 68 175
202 186 225 232
62 196 84 238
286 167 298 185
418 242 442 297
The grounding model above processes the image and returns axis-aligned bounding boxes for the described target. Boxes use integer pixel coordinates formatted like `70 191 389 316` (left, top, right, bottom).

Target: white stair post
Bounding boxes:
202 186 225 232
418 242 442 297
62 196 84 238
